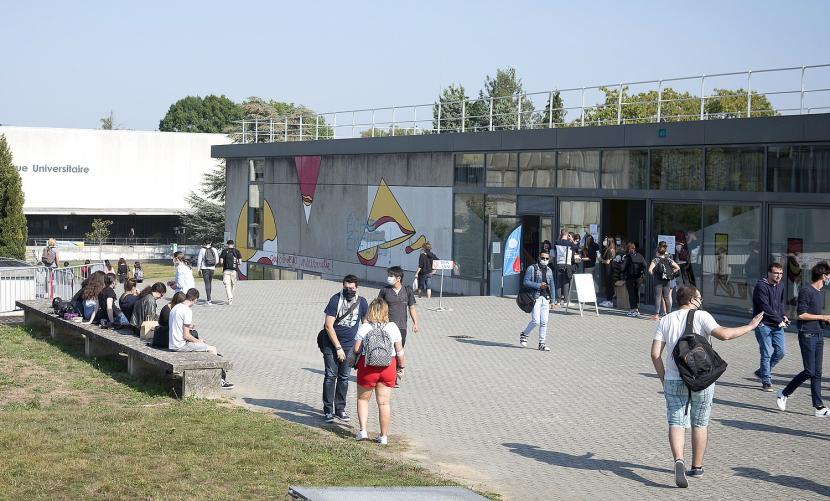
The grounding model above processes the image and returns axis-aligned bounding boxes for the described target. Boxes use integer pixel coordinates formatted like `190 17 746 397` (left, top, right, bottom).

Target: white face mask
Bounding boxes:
386 276 397 286
824 276 830 287
539 259 550 266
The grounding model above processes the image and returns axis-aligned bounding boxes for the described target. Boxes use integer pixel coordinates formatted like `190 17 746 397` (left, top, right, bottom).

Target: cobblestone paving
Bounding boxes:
187 280 830 500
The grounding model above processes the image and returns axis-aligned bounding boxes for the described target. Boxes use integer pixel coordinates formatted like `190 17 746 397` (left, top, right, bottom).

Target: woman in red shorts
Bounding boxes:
353 298 405 445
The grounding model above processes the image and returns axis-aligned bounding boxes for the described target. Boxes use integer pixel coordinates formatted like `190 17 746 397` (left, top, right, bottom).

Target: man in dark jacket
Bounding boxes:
621 242 646 317
752 262 788 391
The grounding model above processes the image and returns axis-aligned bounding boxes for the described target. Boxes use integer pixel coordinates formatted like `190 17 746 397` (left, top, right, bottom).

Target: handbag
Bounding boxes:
317 298 359 352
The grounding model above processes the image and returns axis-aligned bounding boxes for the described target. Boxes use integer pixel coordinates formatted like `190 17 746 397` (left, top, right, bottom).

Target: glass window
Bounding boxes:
557 151 599 188
705 147 763 191
652 202 702 294
769 206 830 318
768 145 830 193
519 151 555 188
249 158 265 181
559 200 600 242
601 150 647 189
650 149 703 190
486 153 517 187
454 153 485 186
453 194 485 279
701 205 762 315
485 194 517 217
248 159 265 249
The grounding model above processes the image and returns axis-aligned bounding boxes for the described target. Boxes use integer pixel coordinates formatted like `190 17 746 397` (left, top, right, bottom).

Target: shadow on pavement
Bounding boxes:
502 443 672 488
301 367 357 383
243 397 353 439
448 336 523 349
733 467 830 497
712 397 778 414
716 419 830 441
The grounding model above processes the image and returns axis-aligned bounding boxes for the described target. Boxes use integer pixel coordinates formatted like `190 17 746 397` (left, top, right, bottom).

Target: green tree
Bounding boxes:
180 163 227 245
432 84 473 133
474 67 535 131
359 125 420 138
705 88 776 118
238 97 333 142
534 90 565 128
0 135 27 259
85 218 113 245
159 95 244 133
99 110 123 130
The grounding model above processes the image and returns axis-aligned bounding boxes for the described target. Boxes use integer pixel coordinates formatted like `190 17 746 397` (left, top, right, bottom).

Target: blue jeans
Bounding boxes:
322 344 354 415
782 331 824 408
755 324 786 384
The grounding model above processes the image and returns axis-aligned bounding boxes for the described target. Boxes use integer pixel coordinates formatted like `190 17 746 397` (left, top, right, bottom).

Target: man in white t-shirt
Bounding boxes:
169 288 234 389
196 240 220 305
650 285 762 488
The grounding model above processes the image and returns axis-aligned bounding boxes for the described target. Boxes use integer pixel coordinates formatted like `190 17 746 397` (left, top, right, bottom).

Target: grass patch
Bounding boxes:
0 324 460 499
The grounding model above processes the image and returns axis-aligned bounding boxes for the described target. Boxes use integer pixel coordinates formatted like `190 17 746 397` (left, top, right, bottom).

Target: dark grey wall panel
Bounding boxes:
624 122 705 147
804 114 830 142
499 128 558 150
318 155 368 185
558 125 625 149
703 115 805 145
367 154 408 186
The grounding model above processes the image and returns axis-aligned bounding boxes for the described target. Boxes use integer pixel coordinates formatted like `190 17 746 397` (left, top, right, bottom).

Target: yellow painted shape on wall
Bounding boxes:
234 199 277 262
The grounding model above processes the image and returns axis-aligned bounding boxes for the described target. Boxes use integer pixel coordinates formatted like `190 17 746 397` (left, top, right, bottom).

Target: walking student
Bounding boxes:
415 242 438 299
520 249 554 352
117 257 129 284
353 298 405 445
621 242 646 317
197 240 219 305
171 251 195 294
553 230 580 305
752 262 788 392
41 238 59 268
651 285 762 487
648 241 681 320
776 262 830 417
321 275 368 423
378 266 418 347
219 240 243 305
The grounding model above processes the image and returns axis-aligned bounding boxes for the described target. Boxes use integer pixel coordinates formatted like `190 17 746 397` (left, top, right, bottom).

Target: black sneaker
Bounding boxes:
334 410 350 422
687 466 704 478
674 459 688 488
762 382 773 392
324 412 335 423
220 379 235 390
519 333 528 347
754 369 763 381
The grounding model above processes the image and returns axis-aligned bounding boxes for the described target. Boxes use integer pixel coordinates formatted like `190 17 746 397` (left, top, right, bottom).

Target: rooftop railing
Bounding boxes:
233 64 830 144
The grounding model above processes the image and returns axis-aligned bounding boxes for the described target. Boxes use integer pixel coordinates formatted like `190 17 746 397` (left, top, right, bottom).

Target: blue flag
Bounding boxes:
502 225 522 276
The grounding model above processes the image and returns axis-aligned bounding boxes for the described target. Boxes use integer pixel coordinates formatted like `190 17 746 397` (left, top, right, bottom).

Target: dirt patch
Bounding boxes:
0 359 94 407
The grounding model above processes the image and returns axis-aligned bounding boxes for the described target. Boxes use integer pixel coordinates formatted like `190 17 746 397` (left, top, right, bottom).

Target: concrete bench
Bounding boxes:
15 299 232 399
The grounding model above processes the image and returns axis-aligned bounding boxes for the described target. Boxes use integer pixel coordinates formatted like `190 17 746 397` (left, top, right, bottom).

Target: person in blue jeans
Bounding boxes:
520 250 555 352
777 261 830 417
752 262 788 392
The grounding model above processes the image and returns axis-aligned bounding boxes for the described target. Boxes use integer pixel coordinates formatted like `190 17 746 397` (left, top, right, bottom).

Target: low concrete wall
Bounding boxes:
27 244 176 262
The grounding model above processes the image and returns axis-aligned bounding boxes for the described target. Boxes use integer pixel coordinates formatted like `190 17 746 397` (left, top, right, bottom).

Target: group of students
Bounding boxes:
319 267 418 445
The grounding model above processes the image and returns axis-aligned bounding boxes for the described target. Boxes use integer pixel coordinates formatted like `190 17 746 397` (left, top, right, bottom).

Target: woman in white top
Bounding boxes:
171 251 195 294
353 298 405 445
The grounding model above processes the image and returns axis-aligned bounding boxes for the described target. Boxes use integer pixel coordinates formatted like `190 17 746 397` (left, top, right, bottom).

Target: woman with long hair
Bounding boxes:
103 259 115 275
81 271 107 323
171 251 195 294
119 278 140 319
116 257 129 284
353 298 405 445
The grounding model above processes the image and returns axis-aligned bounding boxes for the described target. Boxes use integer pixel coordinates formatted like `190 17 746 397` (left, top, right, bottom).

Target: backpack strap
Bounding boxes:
683 309 697 415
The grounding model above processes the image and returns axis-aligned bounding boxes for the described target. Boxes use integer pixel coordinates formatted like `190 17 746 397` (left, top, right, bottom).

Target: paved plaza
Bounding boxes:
184 279 828 500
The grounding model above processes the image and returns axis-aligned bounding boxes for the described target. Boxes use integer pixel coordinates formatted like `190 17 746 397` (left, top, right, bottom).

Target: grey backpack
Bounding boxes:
363 323 393 367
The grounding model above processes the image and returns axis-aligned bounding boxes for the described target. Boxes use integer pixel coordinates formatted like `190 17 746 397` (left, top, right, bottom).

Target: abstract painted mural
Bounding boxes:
233 199 278 279
356 178 452 271
294 156 321 224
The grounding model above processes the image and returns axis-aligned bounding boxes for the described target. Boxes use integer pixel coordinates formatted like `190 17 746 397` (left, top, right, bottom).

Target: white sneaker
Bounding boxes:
376 435 388 445
205 300 212 306
228 298 233 305
776 390 788 411
355 430 368 441
816 406 830 417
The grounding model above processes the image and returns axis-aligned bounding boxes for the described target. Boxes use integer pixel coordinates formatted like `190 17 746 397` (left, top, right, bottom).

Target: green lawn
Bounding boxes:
0 324 474 499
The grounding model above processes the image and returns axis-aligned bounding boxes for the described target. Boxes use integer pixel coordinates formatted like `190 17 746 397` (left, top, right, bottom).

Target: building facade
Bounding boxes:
213 113 830 316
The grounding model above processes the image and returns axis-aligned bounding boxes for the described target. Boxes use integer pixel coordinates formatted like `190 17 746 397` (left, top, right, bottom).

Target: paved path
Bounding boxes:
189 280 830 500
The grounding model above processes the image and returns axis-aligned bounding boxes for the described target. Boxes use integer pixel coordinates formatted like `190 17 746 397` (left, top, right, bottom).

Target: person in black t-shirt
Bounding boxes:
96 274 129 325
621 242 647 317
378 266 418 347
777 262 830 417
218 240 243 305
415 243 438 299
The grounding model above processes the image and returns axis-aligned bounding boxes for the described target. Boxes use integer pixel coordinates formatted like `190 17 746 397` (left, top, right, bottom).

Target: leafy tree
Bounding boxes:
85 218 113 245
0 135 27 259
432 84 474 133
180 192 224 245
201 163 227 202
359 125 420 138
534 90 566 128
99 110 123 130
237 97 333 142
474 67 535 131
159 95 244 133
705 88 775 118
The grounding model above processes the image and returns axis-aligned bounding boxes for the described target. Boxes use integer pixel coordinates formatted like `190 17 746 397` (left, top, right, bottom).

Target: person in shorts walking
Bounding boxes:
219 240 242 305
197 240 219 305
776 262 830 417
651 285 762 487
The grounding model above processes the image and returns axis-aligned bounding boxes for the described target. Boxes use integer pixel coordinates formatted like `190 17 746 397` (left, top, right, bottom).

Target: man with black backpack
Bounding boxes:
648 241 681 320
650 285 763 488
519 250 555 352
321 275 368 423
621 242 647 317
197 240 219 305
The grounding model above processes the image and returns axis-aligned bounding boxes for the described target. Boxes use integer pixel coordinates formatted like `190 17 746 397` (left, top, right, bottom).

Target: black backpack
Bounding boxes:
653 257 672 281
672 310 728 413
516 265 541 313
203 247 217 267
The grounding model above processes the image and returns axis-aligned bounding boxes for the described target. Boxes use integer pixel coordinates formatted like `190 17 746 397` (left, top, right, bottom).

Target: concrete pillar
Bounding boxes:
181 369 222 399
85 337 118 358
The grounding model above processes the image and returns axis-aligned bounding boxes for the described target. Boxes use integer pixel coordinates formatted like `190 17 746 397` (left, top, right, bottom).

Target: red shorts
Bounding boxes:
356 356 397 388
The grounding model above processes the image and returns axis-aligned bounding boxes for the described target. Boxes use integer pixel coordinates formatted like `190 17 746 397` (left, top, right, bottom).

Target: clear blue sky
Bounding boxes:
2 0 828 130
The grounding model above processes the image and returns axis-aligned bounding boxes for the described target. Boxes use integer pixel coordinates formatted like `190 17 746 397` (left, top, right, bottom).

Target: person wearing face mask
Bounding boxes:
651 285 763 487
321 274 369 423
520 250 555 352
751 262 789 392
378 266 419 348
776 261 830 418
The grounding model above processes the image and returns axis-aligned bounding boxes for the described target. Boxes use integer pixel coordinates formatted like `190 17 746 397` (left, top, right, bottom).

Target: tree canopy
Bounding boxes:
0 135 27 259
159 95 244 133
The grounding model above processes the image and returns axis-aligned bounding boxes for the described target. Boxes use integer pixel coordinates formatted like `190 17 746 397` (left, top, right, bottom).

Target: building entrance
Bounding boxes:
601 199 646 254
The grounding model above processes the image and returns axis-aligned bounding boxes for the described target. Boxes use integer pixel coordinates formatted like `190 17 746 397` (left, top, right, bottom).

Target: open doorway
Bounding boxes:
602 199 646 253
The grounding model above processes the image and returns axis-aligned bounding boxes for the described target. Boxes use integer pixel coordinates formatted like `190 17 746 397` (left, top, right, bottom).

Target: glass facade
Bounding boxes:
650 148 703 190
652 202 702 290
247 159 265 249
486 153 517 187
705 147 764 191
519 151 555 188
557 150 599 188
601 150 647 189
453 193 486 279
768 145 830 193
454 153 485 186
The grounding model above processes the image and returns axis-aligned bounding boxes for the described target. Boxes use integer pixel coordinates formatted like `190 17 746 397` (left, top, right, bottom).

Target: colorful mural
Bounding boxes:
234 199 278 279
356 178 440 268
294 156 321 224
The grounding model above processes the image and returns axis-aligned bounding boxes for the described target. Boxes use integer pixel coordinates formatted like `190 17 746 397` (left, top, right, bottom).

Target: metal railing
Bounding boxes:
234 64 830 143
29 237 163 247
0 263 104 313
